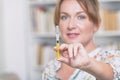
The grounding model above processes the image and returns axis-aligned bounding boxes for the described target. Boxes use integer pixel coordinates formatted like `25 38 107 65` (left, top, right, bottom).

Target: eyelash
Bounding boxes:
77 15 86 20
60 15 68 20
60 15 86 20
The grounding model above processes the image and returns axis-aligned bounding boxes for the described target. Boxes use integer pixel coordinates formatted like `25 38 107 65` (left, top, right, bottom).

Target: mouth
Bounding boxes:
67 33 80 39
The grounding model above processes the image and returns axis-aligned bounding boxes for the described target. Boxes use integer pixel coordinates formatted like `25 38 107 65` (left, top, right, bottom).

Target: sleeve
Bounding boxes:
105 50 120 80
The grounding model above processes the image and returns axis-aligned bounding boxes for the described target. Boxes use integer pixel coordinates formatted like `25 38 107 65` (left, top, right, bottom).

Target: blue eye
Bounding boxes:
60 15 68 20
77 15 86 20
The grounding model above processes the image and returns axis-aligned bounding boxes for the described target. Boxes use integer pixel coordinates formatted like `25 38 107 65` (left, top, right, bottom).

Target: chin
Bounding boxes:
63 39 80 44
62 36 80 43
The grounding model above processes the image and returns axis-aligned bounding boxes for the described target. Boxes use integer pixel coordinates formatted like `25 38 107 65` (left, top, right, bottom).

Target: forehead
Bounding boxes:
60 0 84 13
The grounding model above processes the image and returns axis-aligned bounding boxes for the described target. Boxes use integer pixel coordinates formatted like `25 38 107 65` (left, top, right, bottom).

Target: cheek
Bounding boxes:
59 22 67 33
59 27 65 34
77 22 95 33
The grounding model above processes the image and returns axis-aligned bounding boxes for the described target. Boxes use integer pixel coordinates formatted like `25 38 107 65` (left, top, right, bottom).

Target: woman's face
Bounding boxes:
59 0 98 46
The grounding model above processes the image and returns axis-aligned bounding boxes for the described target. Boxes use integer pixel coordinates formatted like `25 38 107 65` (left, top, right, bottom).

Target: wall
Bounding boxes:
0 0 5 73
2 0 31 80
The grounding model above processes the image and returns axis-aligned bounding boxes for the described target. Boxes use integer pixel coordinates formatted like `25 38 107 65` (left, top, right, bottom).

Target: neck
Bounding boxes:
84 39 97 54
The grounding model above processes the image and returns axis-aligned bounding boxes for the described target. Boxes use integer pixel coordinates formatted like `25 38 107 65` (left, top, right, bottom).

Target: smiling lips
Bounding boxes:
67 33 80 39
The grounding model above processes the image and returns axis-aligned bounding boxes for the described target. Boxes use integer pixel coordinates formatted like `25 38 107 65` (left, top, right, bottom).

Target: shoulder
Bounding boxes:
93 48 120 63
99 48 120 79
99 48 120 56
43 58 61 72
41 59 61 79
97 48 120 65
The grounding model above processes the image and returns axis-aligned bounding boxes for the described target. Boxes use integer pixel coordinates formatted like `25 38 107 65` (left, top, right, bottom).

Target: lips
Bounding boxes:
67 33 80 38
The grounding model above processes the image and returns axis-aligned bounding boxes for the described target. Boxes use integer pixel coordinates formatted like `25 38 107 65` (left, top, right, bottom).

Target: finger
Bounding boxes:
78 43 85 50
68 44 73 58
57 56 69 64
60 43 68 51
78 43 86 54
54 44 68 54
53 46 57 51
59 43 68 55
73 43 79 57
77 43 89 58
59 44 69 58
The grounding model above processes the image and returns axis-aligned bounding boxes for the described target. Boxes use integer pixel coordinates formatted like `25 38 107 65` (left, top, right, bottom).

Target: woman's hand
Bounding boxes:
54 43 92 69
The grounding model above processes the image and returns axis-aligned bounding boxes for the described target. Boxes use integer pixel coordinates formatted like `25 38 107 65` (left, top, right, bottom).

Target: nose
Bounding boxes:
67 19 76 30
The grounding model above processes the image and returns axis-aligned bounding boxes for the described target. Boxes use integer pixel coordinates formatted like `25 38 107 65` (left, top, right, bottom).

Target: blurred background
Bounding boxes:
0 0 120 80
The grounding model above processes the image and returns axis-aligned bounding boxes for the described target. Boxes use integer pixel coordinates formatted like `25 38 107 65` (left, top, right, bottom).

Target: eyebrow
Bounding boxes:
60 11 85 15
76 11 85 15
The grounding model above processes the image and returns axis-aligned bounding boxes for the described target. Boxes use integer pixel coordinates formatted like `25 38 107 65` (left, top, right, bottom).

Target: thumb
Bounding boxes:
57 56 69 64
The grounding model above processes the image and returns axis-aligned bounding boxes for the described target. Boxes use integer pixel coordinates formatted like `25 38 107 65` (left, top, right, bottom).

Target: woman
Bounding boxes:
42 0 120 80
